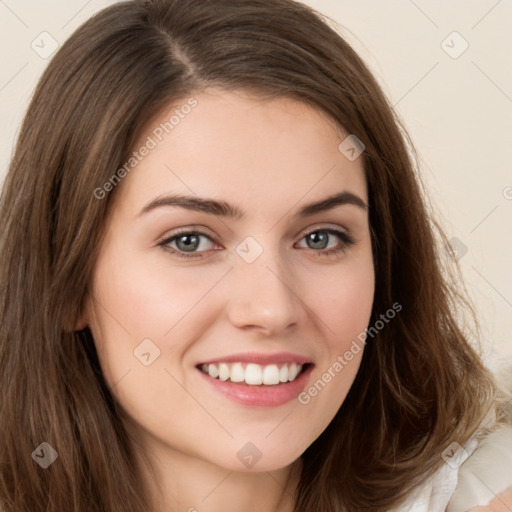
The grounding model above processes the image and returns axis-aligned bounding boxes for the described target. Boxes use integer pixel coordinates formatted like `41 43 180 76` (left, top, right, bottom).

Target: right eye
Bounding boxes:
158 230 220 260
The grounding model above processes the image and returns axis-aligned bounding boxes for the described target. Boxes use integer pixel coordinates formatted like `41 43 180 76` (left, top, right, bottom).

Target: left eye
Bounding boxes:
296 229 352 252
159 228 355 260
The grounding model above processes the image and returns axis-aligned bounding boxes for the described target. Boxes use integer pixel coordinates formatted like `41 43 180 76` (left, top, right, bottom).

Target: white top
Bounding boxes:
390 409 512 512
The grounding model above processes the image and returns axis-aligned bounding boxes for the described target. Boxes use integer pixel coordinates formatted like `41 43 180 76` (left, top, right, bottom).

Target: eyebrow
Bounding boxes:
137 190 368 219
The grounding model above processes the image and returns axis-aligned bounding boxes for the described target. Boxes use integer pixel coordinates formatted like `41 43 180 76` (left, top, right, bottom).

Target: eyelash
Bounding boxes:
158 227 356 260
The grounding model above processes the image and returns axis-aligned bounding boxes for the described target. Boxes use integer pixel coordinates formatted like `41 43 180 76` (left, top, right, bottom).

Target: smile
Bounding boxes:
196 359 314 407
199 362 307 386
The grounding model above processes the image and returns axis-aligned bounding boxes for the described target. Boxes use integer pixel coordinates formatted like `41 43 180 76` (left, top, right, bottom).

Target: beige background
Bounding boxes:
1 1 511 371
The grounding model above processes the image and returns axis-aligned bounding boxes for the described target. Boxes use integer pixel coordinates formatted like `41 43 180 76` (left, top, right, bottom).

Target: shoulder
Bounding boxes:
447 422 512 511
388 412 512 512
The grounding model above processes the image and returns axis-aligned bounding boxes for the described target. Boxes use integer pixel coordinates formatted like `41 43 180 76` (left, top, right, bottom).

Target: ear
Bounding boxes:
75 317 88 331
74 299 90 331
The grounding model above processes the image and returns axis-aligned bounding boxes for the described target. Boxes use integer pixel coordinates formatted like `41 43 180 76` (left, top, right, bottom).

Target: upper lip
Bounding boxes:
197 351 313 366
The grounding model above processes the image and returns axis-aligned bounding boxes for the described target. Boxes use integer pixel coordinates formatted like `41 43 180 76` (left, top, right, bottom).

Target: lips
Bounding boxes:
195 352 314 407
197 351 313 366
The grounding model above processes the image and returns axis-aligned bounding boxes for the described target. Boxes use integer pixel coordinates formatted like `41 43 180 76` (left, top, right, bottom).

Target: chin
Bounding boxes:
210 441 305 474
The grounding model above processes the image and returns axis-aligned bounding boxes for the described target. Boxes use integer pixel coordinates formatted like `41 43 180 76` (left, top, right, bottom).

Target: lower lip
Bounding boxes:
197 364 314 407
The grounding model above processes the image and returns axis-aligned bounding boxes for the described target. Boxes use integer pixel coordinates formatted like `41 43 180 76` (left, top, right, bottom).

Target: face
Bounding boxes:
82 88 374 473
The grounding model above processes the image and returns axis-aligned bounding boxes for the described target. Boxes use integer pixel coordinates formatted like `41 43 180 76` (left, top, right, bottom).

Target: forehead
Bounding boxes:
115 88 367 218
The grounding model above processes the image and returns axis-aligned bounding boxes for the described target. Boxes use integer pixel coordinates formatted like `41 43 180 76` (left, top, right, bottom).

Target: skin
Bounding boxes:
468 490 512 511
79 88 375 512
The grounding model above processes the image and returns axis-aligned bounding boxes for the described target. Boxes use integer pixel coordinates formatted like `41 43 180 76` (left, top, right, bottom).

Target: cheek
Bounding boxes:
88 247 230 388
322 280 374 348
308 256 375 351
296 254 374 417
92 248 226 337
293 268 373 441
87 252 210 426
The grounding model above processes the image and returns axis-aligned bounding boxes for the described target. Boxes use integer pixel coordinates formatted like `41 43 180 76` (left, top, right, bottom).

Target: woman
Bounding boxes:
0 0 511 511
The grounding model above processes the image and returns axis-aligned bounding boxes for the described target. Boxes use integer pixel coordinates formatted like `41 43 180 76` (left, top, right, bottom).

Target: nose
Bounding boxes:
226 248 305 336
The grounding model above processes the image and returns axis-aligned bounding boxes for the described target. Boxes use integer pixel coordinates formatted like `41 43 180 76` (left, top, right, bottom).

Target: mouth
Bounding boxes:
194 354 315 407
196 361 313 386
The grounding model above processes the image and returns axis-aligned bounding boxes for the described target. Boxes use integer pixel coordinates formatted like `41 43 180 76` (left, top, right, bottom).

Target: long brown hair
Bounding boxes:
0 0 506 510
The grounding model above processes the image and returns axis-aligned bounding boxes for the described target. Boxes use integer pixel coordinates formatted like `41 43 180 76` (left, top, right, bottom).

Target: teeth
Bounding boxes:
208 364 219 379
199 362 305 385
231 363 245 383
218 363 230 381
288 363 299 381
245 363 263 385
263 364 280 385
